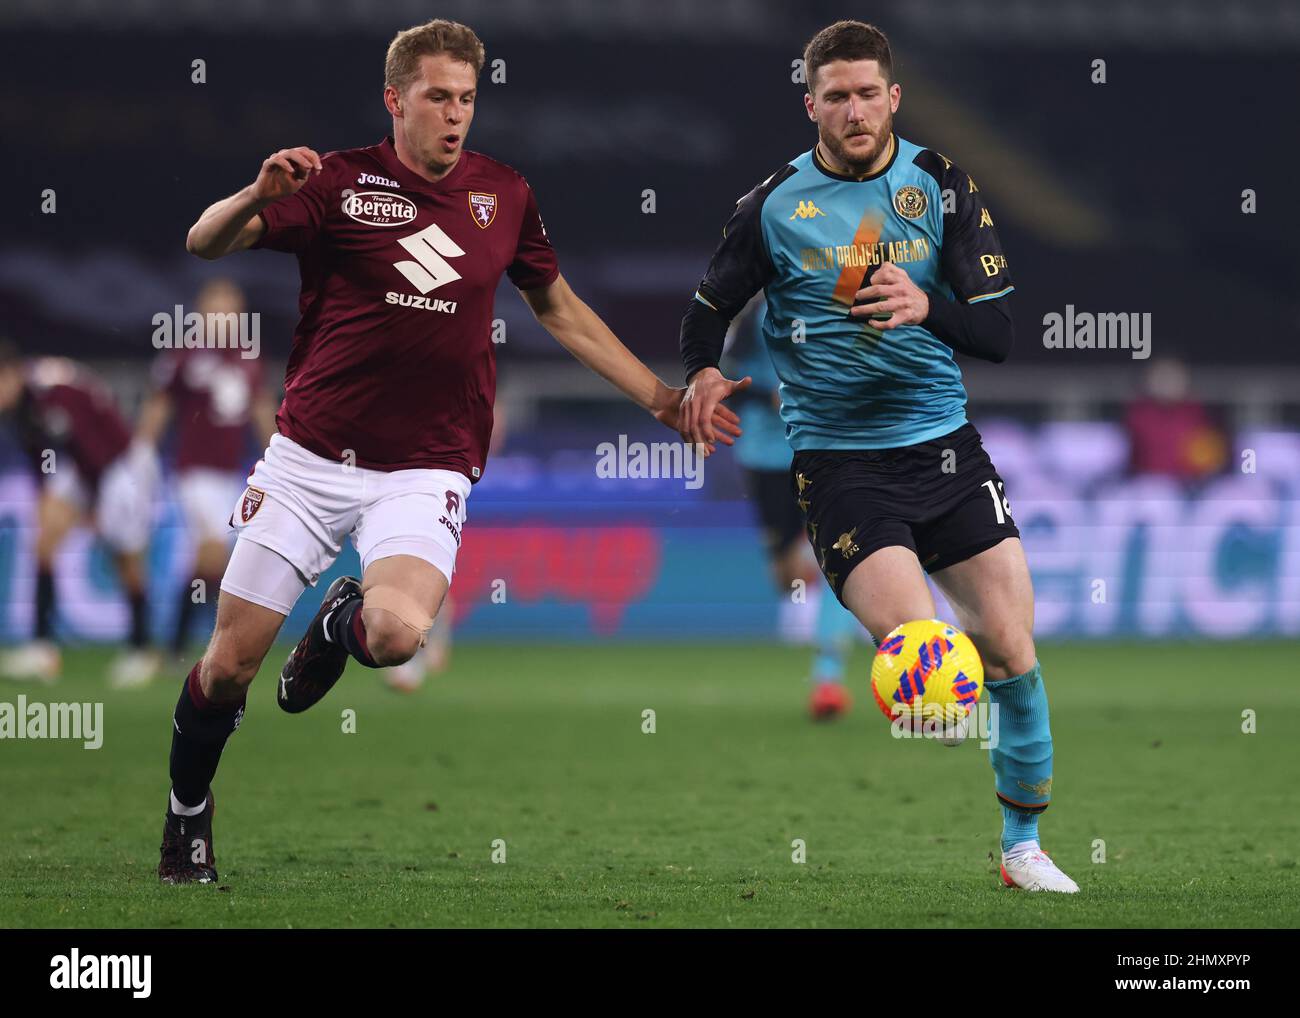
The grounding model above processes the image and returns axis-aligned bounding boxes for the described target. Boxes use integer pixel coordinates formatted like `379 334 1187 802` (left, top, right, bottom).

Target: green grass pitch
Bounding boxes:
1 641 1296 928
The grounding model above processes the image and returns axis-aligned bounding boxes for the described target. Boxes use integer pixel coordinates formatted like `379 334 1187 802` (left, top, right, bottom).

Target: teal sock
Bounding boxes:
985 660 1052 852
1001 805 1039 852
811 589 862 683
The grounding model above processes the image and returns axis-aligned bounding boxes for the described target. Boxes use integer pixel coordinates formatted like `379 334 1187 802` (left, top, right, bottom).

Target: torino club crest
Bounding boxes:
239 486 265 523
469 192 497 229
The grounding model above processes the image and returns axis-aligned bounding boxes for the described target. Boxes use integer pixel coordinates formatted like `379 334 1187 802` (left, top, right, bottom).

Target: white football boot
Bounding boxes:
0 640 61 683
1000 841 1080 893
109 649 161 690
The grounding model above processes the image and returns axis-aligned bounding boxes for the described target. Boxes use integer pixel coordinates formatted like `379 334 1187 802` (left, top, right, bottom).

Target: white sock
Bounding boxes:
170 790 206 816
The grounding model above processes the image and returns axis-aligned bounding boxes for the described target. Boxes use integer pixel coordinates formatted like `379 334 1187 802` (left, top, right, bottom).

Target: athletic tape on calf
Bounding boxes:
363 586 434 639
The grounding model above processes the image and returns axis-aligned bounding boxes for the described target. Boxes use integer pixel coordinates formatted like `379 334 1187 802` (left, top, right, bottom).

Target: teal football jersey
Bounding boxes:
693 134 1014 450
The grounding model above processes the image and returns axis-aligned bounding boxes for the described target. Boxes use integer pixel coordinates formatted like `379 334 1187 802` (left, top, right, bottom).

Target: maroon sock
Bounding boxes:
328 597 379 668
168 662 245 808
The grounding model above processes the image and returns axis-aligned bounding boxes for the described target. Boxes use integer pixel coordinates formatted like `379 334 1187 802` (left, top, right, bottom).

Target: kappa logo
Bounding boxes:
239 486 265 523
789 200 826 220
469 192 497 229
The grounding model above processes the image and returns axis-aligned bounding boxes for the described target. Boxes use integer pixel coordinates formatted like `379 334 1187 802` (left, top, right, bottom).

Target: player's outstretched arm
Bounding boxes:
520 274 741 455
185 147 322 259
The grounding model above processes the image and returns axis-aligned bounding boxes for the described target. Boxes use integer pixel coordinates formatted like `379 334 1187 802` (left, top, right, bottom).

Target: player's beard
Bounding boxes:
820 112 893 177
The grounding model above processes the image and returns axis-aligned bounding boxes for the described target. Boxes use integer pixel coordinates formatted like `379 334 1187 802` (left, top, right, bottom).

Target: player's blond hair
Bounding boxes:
385 19 486 93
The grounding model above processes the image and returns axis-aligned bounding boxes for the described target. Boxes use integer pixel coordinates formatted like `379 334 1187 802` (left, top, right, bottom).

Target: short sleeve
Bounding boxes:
934 157 1014 303
507 184 559 291
253 155 336 254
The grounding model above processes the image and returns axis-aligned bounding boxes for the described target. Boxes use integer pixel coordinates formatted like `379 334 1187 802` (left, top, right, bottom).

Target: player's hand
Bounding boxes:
652 380 743 457
250 147 323 202
675 367 750 449
851 261 929 330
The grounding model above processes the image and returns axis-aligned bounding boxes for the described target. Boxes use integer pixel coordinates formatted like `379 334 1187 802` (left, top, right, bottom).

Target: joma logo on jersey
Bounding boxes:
357 172 399 188
386 293 458 314
342 191 418 227
789 200 826 220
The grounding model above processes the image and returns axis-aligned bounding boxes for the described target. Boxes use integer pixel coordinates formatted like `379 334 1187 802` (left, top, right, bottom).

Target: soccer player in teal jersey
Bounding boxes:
677 20 1077 892
726 302 862 720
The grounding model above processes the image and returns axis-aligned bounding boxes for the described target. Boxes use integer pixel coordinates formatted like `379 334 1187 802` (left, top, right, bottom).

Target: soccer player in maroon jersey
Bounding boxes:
136 279 278 658
0 346 162 687
158 19 739 884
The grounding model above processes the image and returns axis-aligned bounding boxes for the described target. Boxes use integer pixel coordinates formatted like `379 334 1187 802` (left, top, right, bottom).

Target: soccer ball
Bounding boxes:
870 619 984 739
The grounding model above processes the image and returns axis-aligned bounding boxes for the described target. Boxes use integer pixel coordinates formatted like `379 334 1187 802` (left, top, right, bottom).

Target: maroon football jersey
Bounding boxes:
152 347 265 471
254 137 559 479
23 358 132 487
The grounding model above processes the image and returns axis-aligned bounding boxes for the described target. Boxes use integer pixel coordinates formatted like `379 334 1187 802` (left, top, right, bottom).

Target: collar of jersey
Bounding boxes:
811 133 898 182
376 136 469 192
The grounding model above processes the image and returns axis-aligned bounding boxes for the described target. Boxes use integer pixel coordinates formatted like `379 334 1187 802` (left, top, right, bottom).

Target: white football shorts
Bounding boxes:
45 443 159 555
220 434 470 614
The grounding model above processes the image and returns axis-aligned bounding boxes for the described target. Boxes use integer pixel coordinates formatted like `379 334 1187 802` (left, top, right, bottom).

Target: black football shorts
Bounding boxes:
789 422 1019 603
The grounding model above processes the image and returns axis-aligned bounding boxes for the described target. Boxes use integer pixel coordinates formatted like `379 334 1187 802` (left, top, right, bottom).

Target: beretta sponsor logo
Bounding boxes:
342 191 418 227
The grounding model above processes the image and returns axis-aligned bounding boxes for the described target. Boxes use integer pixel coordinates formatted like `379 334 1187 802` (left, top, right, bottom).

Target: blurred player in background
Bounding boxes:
158 18 740 884
678 21 1078 892
1124 358 1228 479
0 344 162 687
725 300 859 720
136 278 279 659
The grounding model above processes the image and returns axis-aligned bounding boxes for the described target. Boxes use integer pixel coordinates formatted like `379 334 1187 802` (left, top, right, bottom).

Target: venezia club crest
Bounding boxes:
239 486 265 523
469 192 497 229
892 184 927 220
